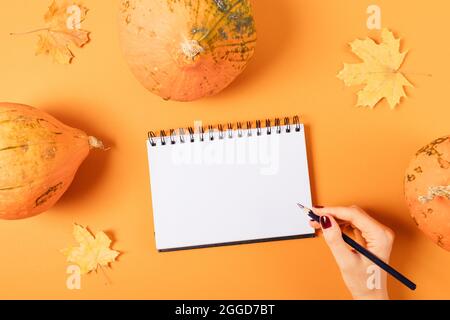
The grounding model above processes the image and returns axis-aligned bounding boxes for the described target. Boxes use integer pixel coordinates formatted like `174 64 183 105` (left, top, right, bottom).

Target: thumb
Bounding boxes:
320 215 354 267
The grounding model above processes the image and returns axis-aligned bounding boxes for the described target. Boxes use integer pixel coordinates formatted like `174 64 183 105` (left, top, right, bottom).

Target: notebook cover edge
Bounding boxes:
157 233 316 252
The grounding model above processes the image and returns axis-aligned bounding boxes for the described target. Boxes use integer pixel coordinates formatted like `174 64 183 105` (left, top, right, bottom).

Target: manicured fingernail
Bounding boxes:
320 216 332 229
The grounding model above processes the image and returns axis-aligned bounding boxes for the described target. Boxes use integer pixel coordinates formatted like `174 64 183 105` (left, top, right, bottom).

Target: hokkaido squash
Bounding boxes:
118 0 257 101
405 136 450 251
0 103 105 220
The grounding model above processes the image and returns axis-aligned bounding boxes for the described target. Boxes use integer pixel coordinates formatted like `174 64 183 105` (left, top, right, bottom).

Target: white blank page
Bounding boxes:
147 124 314 251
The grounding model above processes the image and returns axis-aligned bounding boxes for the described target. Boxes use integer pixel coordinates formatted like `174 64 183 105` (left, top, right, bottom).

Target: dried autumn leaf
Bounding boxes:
38 0 90 64
61 224 120 275
338 28 413 109
12 0 90 64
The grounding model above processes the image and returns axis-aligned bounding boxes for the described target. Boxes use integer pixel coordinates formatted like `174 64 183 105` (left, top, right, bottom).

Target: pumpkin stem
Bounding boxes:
181 39 204 60
88 136 109 150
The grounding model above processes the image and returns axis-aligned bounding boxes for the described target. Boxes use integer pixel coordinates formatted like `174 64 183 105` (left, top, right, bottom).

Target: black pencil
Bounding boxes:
297 203 416 291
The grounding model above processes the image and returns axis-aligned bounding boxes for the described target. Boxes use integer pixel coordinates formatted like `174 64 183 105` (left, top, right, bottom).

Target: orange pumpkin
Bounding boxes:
405 136 450 251
118 0 257 101
0 103 105 220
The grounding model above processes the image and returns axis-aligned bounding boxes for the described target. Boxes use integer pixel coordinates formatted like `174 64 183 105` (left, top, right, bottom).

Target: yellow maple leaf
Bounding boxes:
11 0 90 64
37 0 90 64
338 29 413 109
61 224 120 275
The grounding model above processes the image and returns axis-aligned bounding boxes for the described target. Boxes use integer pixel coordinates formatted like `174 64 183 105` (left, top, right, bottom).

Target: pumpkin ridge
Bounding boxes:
0 160 80 192
211 37 256 49
193 0 201 29
36 117 65 130
18 139 86 165
0 119 18 125
0 109 18 115
0 145 29 152
197 0 245 44
0 185 24 191
0 141 89 191
0 140 86 155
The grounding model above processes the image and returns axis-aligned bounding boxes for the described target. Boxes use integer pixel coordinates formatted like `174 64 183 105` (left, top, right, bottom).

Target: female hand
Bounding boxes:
310 206 395 300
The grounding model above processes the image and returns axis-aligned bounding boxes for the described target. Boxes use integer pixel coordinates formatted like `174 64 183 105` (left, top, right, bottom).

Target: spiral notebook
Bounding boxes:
146 117 315 252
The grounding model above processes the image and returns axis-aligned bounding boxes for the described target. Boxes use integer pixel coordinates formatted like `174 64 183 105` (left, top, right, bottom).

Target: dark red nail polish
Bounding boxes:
320 216 332 229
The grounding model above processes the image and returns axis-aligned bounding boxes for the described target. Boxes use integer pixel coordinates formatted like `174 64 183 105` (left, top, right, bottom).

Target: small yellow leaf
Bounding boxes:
16 0 91 64
338 29 413 109
61 224 120 275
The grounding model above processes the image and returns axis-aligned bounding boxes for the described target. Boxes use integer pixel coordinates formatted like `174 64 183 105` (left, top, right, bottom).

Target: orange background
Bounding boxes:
0 0 449 300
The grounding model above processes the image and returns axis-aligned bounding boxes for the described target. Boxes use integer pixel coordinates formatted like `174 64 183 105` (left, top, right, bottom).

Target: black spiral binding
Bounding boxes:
147 116 302 147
